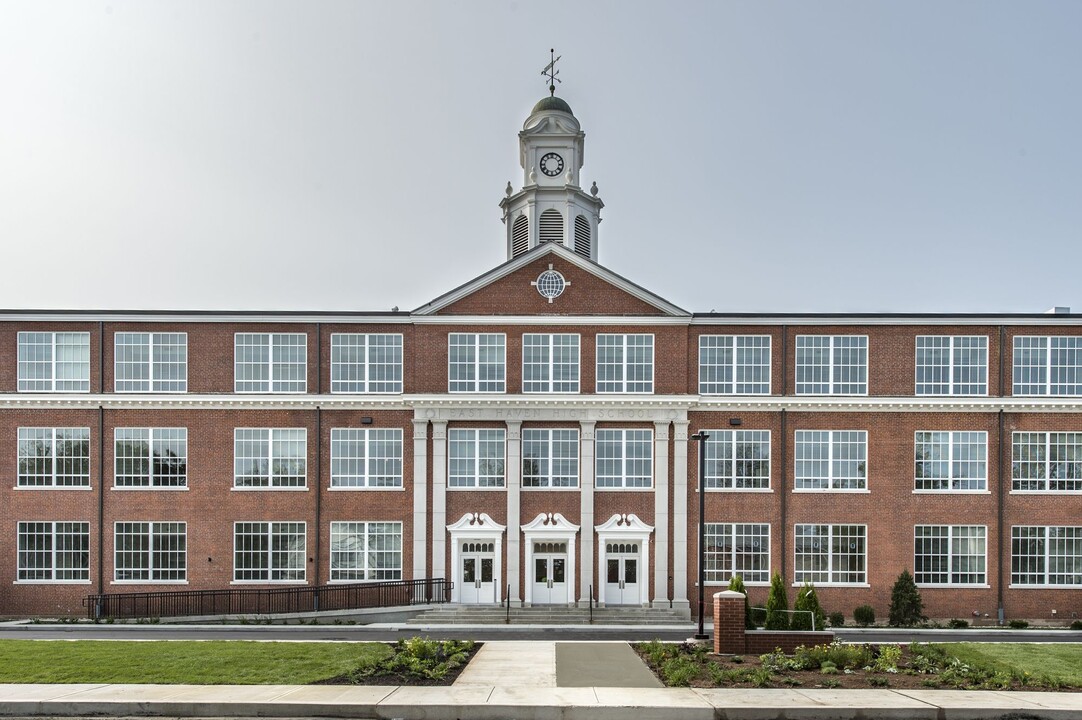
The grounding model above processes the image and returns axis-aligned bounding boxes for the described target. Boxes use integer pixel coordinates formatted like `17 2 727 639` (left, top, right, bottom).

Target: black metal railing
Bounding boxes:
84 577 451 620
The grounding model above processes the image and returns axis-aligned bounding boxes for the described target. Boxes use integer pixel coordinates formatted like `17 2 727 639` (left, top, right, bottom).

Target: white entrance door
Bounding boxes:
460 541 496 604
531 541 568 605
604 542 640 605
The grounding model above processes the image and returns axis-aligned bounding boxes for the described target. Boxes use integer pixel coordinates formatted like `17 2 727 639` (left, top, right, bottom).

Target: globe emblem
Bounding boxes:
535 269 566 299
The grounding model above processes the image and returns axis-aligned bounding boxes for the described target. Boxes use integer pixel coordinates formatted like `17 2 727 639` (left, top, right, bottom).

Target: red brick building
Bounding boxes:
1 94 1080 623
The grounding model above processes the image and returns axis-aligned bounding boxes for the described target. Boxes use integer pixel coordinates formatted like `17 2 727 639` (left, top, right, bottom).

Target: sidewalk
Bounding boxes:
1 641 1081 719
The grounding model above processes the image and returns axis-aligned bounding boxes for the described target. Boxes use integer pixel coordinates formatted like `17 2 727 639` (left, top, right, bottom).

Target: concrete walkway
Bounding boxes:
455 641 663 688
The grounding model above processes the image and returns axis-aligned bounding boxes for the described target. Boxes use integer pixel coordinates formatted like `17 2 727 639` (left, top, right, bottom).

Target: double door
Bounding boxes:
531 541 568 605
604 542 640 605
460 541 496 604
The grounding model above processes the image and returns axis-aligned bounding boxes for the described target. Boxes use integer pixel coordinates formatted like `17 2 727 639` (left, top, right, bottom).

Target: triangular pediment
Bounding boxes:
413 243 689 318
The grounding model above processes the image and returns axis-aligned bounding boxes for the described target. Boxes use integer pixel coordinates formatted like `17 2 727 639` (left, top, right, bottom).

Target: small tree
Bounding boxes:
763 571 790 630
888 569 926 627
791 582 827 630
728 574 755 629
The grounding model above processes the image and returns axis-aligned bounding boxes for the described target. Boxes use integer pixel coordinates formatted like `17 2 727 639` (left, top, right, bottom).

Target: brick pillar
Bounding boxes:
713 590 746 655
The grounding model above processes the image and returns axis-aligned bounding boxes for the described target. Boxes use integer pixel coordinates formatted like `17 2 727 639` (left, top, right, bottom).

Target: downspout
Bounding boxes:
314 322 323 593
780 326 788 581
997 325 1006 625
96 321 105 599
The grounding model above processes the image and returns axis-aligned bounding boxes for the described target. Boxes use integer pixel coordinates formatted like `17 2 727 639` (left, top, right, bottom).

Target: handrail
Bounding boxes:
589 584 593 624
84 577 451 620
505 583 511 624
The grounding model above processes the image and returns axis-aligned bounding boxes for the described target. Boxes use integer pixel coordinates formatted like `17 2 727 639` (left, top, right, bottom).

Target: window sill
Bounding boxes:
231 486 309 492
111 580 189 585
917 584 991 589
913 489 990 495
14 485 93 491
14 580 91 585
327 485 405 491
112 486 189 492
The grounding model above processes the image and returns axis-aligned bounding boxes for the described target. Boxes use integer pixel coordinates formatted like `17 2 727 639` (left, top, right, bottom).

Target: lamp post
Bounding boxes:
691 431 710 640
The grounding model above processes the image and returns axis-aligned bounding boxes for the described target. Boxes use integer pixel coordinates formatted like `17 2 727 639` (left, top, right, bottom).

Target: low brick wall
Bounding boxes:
713 591 834 655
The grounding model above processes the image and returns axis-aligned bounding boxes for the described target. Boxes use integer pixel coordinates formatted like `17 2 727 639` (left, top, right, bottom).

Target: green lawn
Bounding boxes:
942 643 1082 686
0 640 391 684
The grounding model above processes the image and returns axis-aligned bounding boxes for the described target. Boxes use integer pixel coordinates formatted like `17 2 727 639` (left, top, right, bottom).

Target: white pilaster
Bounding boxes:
505 420 522 606
672 421 690 612
430 421 448 581
652 421 670 608
578 420 596 605
411 419 428 580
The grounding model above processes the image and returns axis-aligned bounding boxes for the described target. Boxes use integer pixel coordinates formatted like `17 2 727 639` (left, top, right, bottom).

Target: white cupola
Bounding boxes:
499 94 604 262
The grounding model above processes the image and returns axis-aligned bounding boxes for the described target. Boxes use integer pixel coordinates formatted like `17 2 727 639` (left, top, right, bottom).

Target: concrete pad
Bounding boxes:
456 641 555 687
556 642 662 688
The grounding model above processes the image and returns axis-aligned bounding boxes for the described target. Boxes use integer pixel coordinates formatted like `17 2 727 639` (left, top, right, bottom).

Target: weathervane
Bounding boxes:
541 48 561 96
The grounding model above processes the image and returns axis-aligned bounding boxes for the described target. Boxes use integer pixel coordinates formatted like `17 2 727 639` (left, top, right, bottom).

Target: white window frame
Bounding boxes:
329 428 403 489
17 427 91 488
522 428 579 488
794 335 868 395
17 331 91 393
234 333 307 393
794 524 867 586
114 428 188 489
596 334 654 394
701 430 771 491
448 428 506 488
794 430 867 491
595 428 653 489
16 521 91 583
1011 431 1082 493
114 332 188 393
233 428 307 489
448 333 506 393
1011 526 1082 587
914 525 988 587
914 431 988 492
915 335 988 396
114 521 187 583
698 335 771 395
522 334 580 393
703 523 770 585
1014 336 1082 396
232 521 306 583
330 333 403 394
329 521 403 581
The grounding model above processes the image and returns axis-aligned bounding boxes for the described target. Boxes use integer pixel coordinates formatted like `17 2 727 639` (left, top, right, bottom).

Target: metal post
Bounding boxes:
691 432 710 640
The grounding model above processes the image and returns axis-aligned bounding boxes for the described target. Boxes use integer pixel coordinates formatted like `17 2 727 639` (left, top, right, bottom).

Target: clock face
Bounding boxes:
539 152 564 177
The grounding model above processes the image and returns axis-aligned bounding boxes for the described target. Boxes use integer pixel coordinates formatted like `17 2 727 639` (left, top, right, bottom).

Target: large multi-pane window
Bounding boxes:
448 429 505 488
329 521 403 581
595 429 652 488
18 332 91 392
114 333 188 392
233 522 306 582
448 334 505 392
114 522 187 582
1011 526 1082 586
330 428 403 488
914 525 987 585
17 428 91 487
702 430 770 490
703 523 770 584
794 524 866 584
915 336 988 396
114 428 187 488
794 430 867 490
1012 432 1082 492
17 521 90 582
234 333 307 393
522 429 579 488
330 334 403 393
698 335 771 395
522 334 580 393
234 429 307 488
795 336 867 395
596 334 654 393
914 431 988 491
1014 336 1082 396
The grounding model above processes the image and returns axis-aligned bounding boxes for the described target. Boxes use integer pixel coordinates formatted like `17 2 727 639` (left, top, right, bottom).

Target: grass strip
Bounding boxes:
0 640 391 684
941 643 1082 686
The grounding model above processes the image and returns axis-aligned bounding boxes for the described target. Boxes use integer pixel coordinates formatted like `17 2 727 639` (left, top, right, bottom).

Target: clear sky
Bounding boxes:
1 1 1079 314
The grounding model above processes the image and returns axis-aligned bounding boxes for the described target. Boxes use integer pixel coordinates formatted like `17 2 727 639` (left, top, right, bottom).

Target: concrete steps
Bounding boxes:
406 605 690 626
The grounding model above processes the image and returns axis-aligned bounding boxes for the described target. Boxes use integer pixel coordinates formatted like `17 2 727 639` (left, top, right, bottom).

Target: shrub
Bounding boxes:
764 572 790 630
1071 620 1082 630
1008 619 1029 629
853 604 875 627
873 644 902 672
829 611 845 628
354 637 475 681
948 618 969 629
888 569 926 627
660 655 700 686
728 574 755 629
791 582 827 631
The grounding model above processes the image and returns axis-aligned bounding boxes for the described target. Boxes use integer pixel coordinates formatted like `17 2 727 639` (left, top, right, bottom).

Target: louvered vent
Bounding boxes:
539 209 563 244
511 215 529 257
574 215 591 258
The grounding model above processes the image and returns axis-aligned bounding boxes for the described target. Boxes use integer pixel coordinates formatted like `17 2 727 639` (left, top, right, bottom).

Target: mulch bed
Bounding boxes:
314 642 482 686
